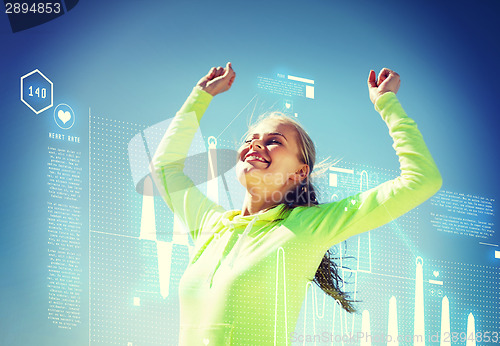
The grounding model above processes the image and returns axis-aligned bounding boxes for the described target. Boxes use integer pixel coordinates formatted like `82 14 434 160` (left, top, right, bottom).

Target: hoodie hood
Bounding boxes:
215 204 287 271
220 204 286 227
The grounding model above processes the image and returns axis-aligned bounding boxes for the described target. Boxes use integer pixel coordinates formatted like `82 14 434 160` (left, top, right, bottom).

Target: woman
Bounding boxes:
149 62 442 345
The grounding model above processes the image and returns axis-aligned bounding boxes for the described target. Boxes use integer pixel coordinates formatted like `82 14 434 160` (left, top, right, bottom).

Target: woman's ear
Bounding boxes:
293 164 310 183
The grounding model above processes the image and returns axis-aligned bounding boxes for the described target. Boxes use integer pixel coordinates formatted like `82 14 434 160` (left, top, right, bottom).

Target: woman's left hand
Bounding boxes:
197 62 236 96
367 68 401 104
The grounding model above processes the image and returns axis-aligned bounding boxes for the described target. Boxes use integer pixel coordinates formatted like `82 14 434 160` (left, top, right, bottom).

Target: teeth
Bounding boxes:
246 155 267 163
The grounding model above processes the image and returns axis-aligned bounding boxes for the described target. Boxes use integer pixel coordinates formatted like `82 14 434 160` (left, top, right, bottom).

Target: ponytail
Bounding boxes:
278 178 359 313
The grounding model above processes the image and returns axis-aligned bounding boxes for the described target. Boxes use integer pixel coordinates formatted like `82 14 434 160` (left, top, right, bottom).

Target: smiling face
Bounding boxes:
235 118 310 201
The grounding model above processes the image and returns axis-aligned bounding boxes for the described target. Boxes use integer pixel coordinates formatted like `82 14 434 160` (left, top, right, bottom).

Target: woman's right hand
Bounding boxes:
367 68 400 104
196 62 236 96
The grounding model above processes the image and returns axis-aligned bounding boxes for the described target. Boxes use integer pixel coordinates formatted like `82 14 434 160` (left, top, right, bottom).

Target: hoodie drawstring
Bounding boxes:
228 215 259 269
206 214 261 286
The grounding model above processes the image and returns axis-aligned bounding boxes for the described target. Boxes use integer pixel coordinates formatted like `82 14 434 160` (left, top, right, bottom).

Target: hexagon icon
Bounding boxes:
21 69 53 114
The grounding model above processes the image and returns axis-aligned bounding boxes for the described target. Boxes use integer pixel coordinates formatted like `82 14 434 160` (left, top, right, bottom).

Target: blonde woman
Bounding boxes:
150 62 442 345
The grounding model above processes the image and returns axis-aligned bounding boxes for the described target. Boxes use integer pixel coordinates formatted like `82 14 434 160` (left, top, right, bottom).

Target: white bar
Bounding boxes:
429 279 443 285
495 250 500 259
479 242 499 247
305 85 314 99
329 166 354 174
287 75 314 84
329 173 338 187
357 269 372 273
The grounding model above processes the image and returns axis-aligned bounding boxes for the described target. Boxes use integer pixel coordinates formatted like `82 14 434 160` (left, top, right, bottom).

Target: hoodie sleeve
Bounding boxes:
284 92 443 248
149 86 225 242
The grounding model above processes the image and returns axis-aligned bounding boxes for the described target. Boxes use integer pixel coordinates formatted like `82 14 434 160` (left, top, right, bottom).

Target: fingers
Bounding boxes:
368 68 399 87
214 66 225 78
207 62 235 79
223 62 234 78
208 67 216 78
378 68 400 86
222 62 231 77
223 62 236 80
222 62 236 91
377 68 390 85
218 62 236 89
367 70 377 88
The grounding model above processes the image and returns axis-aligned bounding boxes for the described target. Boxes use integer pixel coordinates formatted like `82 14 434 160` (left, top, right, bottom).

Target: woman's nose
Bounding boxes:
250 139 264 150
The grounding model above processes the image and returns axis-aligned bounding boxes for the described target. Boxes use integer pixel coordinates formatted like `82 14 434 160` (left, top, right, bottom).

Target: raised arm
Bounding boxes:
149 63 236 241
284 68 443 247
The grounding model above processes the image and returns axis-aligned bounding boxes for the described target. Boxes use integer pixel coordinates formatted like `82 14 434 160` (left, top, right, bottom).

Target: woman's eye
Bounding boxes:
243 138 281 145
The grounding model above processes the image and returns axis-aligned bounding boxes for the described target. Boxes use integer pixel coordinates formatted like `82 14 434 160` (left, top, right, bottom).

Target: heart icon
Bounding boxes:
58 110 71 124
285 102 291 109
203 338 210 345
433 271 439 277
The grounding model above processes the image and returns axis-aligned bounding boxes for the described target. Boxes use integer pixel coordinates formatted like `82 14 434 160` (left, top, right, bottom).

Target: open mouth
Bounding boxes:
244 153 269 164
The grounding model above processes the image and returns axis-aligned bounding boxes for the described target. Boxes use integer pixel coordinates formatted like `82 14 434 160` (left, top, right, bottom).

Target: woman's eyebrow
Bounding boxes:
268 132 288 141
248 132 288 141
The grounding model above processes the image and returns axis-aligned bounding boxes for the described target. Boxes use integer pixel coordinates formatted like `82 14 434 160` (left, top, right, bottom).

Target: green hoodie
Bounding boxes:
150 87 442 345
